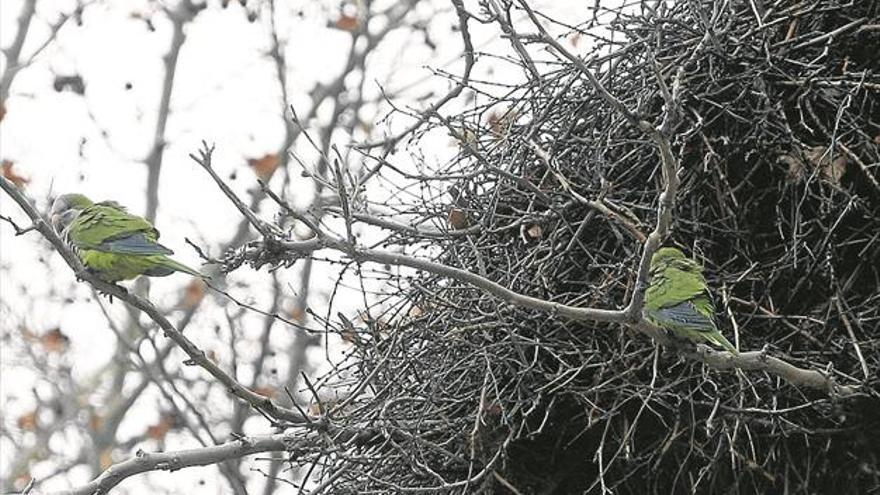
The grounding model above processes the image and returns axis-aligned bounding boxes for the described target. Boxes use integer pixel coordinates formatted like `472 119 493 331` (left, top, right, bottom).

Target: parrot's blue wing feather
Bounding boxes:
99 233 174 255
647 302 714 331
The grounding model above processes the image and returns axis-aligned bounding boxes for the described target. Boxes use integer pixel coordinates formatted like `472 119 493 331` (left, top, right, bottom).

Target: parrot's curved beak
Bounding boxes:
50 208 76 233
49 202 65 232
50 213 61 231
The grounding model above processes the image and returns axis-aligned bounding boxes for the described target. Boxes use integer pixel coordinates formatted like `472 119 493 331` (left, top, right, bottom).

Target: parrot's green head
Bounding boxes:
650 246 704 276
50 193 94 232
650 247 687 271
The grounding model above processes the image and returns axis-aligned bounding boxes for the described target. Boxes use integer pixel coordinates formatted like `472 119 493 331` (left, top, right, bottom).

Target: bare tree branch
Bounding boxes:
56 433 307 495
358 0 475 151
0 176 312 425
0 0 37 103
190 145 859 397
143 1 200 223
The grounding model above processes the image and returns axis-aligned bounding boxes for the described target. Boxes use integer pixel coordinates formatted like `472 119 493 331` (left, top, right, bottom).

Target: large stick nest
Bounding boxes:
327 1 880 493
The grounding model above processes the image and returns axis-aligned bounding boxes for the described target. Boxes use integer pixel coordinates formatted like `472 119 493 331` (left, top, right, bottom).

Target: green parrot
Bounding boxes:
644 247 737 353
50 193 203 283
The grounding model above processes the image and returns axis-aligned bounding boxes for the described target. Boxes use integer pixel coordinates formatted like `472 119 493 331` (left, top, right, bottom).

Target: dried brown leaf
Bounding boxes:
2 161 29 188
99 449 113 470
335 14 359 31
804 146 846 185
40 328 69 353
17 410 38 431
146 413 176 440
182 279 206 309
247 154 280 180
447 208 469 230
288 303 306 322
526 223 543 240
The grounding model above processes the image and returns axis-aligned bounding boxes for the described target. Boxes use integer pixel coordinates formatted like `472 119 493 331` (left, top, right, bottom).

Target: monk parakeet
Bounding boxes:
644 247 737 353
50 193 202 283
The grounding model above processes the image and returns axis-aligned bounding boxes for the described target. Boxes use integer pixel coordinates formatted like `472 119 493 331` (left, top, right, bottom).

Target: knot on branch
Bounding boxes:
220 236 305 273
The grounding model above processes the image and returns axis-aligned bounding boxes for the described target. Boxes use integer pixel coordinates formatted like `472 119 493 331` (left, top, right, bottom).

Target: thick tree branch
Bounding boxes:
0 0 37 103
689 348 856 397
633 321 858 396
143 1 199 223
56 433 306 495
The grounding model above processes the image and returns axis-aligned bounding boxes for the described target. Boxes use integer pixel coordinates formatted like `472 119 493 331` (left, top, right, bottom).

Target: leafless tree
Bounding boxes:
3 0 880 494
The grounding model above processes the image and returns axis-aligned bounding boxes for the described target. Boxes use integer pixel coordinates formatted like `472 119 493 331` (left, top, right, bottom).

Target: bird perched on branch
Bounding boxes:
50 193 203 283
644 247 737 353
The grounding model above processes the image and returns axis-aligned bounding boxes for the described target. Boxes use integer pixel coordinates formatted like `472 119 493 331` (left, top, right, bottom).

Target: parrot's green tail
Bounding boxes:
706 330 738 354
159 257 206 279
